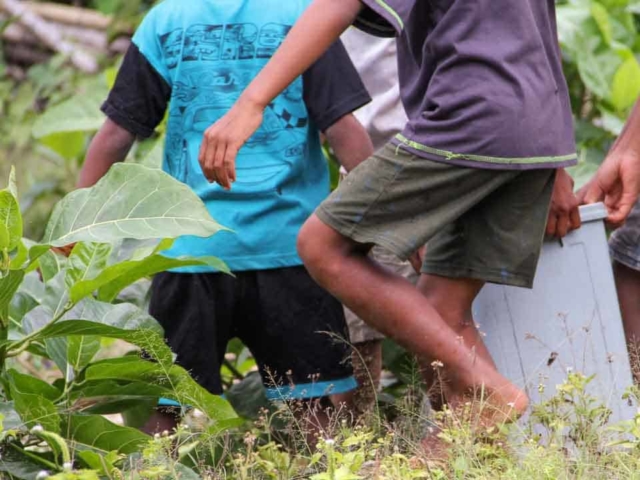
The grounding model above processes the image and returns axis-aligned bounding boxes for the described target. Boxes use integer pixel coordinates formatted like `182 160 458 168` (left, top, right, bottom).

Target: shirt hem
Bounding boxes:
167 253 303 273
265 376 358 401
391 135 579 170
355 1 401 37
314 90 372 132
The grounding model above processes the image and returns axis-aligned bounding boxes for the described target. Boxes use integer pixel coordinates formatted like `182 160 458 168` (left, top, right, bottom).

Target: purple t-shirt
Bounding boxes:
355 0 578 170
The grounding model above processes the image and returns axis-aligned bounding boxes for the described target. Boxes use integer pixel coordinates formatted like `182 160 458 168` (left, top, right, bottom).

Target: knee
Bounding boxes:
297 216 345 281
297 218 323 267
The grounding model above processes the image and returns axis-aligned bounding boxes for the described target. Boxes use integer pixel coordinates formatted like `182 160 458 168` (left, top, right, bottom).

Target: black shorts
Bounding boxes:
149 266 356 402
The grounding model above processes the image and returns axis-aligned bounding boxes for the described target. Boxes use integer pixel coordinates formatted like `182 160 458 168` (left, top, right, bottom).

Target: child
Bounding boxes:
339 27 418 413
611 201 640 377
77 0 373 435
197 0 582 446
581 98 640 380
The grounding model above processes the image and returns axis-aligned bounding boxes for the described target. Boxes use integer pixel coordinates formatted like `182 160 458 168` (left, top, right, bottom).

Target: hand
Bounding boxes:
546 169 581 238
408 245 427 274
198 96 264 189
577 150 640 227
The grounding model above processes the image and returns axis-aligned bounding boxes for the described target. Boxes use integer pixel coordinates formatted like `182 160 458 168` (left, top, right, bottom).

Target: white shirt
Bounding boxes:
340 27 407 153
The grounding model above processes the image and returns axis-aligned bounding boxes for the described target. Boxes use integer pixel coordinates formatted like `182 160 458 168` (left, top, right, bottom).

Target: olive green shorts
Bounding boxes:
317 144 556 288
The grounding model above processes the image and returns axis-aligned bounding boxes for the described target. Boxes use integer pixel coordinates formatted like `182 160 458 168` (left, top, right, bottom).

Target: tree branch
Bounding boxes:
1 0 98 73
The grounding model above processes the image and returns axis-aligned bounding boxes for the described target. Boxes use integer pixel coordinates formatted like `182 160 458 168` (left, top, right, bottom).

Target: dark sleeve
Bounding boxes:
302 40 371 132
101 43 171 138
354 0 414 37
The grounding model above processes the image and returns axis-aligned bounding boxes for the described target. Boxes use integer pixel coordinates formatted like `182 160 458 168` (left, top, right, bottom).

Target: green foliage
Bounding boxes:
557 0 640 187
0 164 238 478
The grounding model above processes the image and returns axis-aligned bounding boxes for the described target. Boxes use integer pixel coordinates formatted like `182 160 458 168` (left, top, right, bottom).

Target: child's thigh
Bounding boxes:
237 266 355 400
421 169 556 289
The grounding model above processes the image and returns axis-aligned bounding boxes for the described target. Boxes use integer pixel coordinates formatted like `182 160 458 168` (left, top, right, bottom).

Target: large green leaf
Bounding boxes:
71 379 173 402
557 3 594 56
577 48 621 100
38 250 67 283
7 165 18 199
0 402 23 431
133 133 164 168
9 371 61 433
85 357 238 423
226 372 270 420
0 190 22 252
65 242 112 290
85 356 183 387
0 444 53 480
0 270 25 328
71 253 229 303
62 414 150 455
591 2 614 45
31 88 106 138
24 321 171 366
67 335 101 372
10 273 45 328
611 56 640 111
7 370 61 401
39 131 87 161
76 450 121 477
42 163 228 247
174 464 202 480
25 296 162 337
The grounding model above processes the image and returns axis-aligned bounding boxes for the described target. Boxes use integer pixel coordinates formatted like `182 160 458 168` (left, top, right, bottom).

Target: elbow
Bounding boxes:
325 114 374 164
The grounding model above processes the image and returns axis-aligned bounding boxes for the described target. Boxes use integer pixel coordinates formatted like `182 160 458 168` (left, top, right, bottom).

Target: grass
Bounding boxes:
97 367 640 480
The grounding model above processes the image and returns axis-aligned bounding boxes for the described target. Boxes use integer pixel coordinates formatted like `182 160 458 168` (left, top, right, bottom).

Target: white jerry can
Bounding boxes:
473 202 636 424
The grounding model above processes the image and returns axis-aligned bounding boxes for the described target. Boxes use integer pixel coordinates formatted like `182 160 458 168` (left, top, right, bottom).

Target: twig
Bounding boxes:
24 0 112 30
2 13 109 50
3 41 50 65
1 0 98 73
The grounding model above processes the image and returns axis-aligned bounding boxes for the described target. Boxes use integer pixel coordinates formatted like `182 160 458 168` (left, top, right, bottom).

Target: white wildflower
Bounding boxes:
30 425 44 434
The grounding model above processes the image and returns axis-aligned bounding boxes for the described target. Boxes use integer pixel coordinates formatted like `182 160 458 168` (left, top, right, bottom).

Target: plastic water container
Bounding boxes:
473 202 636 424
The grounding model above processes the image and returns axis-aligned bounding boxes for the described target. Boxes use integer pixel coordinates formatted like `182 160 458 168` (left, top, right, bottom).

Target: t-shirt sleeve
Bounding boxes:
354 0 415 37
101 43 171 138
302 40 371 132
101 9 172 138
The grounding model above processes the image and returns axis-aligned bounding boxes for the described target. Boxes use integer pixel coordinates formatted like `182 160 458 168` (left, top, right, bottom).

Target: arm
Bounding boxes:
324 114 373 172
77 119 136 188
578 99 640 225
199 0 363 189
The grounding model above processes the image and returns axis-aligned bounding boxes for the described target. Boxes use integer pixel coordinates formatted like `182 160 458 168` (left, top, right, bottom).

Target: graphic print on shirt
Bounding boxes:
158 22 307 195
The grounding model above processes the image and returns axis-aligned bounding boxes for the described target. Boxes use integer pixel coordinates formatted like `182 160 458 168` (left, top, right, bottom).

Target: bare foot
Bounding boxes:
475 382 529 428
420 424 450 466
447 358 530 428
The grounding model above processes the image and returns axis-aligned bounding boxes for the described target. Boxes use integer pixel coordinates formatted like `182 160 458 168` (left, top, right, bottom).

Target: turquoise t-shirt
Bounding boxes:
125 0 368 272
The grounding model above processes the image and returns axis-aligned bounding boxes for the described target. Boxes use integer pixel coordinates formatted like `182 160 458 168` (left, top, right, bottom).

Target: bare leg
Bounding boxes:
417 274 496 409
350 340 383 415
298 216 529 425
614 261 640 382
